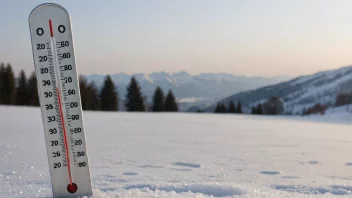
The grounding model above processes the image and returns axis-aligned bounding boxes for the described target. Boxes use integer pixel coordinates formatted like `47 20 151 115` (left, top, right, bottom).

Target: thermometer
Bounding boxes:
29 3 92 197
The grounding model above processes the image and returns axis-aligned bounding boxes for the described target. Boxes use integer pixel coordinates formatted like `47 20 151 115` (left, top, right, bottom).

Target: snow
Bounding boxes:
297 105 352 125
165 76 178 86
214 66 352 115
288 70 352 107
171 71 196 85
290 66 352 86
1 106 352 197
143 74 154 84
177 97 206 103
285 66 352 114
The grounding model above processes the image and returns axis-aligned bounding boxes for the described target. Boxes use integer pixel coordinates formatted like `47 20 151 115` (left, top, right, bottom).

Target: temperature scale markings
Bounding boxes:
49 18 75 186
56 87 73 185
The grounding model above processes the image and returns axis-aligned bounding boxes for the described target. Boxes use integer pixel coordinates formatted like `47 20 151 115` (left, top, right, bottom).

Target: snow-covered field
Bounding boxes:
1 106 352 198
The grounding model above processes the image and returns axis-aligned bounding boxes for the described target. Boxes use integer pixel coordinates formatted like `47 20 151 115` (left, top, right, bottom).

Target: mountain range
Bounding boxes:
85 72 289 110
204 66 352 114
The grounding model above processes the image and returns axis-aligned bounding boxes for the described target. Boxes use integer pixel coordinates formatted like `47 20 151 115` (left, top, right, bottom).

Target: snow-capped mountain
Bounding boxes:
85 71 289 104
205 66 352 114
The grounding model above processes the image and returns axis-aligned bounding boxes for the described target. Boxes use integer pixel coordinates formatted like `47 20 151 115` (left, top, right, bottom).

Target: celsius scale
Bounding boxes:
29 3 92 197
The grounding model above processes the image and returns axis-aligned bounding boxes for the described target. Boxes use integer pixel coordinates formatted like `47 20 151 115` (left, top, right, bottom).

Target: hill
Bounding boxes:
204 66 352 114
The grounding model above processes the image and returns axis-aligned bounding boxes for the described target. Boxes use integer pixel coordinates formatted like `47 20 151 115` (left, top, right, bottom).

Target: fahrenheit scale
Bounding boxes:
29 4 92 197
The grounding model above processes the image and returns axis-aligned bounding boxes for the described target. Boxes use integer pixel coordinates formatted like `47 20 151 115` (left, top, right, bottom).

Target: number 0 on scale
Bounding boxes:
29 3 92 197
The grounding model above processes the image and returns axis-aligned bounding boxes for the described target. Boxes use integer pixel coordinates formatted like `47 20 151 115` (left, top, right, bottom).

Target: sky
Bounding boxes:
1 0 352 77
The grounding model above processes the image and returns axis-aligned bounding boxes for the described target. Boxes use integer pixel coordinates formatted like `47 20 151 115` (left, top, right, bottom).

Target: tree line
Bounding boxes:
0 63 39 106
85 75 178 112
0 63 178 112
214 101 242 113
213 101 264 115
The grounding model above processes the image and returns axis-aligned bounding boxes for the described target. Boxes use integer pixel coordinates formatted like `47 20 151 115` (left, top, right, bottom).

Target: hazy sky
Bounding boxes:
1 0 352 77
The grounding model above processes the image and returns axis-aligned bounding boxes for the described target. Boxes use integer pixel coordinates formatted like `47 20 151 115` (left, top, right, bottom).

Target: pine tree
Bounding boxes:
215 102 227 113
2 64 15 105
164 90 178 112
252 104 263 115
87 81 100 110
196 109 204 113
79 75 89 110
236 101 242 114
125 77 145 112
15 70 28 106
257 104 263 114
219 103 227 113
79 76 100 111
27 72 39 106
228 101 236 113
251 106 256 114
152 86 165 112
0 63 5 104
100 75 118 111
214 103 221 113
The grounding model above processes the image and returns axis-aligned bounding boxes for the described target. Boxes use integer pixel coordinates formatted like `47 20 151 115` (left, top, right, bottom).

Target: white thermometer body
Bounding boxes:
29 3 92 197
